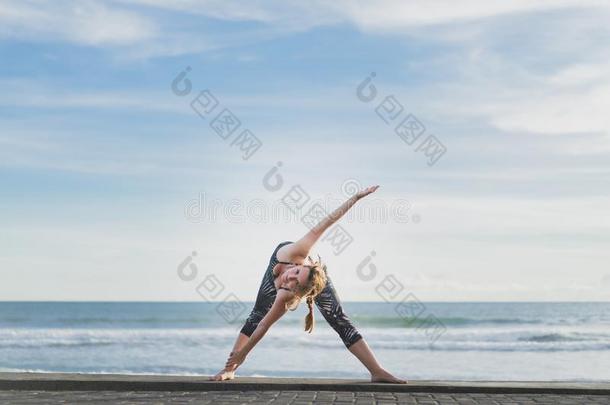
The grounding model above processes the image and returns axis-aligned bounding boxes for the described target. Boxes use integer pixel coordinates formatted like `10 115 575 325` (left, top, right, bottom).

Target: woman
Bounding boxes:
209 185 407 384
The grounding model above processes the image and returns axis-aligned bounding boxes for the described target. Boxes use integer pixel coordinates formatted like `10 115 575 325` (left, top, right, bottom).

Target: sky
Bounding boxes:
1 0 609 302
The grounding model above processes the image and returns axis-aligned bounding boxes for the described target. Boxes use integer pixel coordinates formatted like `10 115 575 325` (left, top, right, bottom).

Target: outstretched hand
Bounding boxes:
355 185 380 200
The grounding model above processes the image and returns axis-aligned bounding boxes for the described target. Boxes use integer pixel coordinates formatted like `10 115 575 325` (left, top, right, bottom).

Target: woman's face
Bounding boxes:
281 265 311 292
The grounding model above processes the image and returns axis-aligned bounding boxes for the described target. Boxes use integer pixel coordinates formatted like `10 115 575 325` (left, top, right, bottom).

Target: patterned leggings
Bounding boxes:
240 241 363 349
313 272 363 348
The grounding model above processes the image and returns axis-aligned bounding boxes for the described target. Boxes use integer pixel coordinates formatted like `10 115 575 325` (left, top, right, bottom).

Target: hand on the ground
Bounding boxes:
355 185 380 200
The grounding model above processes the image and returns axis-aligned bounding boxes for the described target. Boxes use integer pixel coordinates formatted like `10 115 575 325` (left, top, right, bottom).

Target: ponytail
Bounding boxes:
304 295 315 333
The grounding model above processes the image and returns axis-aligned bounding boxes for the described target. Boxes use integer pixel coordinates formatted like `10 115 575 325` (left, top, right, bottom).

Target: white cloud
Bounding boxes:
331 0 609 31
489 86 610 136
485 61 610 135
548 63 610 87
121 0 342 28
0 0 156 45
410 53 610 138
4 0 609 53
121 0 610 32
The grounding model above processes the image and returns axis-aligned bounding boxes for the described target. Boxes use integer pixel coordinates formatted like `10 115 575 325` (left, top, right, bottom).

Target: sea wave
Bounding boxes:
517 332 591 342
0 317 216 327
1 314 603 329
350 315 544 327
2 327 610 352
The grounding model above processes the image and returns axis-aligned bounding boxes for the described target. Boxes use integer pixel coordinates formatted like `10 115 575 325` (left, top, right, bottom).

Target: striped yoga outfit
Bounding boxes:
239 241 363 348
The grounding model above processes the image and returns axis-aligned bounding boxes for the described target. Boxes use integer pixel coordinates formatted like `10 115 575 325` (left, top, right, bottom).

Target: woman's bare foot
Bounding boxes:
208 369 235 381
370 368 408 384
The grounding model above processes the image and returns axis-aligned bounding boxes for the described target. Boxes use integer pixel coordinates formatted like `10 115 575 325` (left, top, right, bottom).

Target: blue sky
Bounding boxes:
1 0 609 301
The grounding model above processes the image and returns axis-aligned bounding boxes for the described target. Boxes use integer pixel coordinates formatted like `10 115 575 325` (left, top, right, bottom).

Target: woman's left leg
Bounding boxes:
314 273 407 383
347 339 407 383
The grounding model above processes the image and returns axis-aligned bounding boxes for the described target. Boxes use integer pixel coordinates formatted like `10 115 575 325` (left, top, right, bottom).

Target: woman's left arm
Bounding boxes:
225 293 289 369
283 185 380 260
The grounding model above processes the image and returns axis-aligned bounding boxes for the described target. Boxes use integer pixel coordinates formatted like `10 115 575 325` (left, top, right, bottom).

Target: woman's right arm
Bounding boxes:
225 292 289 369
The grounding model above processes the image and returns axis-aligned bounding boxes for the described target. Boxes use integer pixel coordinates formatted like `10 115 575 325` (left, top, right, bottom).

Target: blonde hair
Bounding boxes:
282 255 327 333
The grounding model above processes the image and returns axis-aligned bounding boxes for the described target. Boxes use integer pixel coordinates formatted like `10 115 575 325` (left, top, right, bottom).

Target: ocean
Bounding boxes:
1 301 609 381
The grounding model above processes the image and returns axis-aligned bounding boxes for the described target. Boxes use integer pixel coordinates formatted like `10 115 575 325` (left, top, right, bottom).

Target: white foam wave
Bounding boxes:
2 325 610 352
